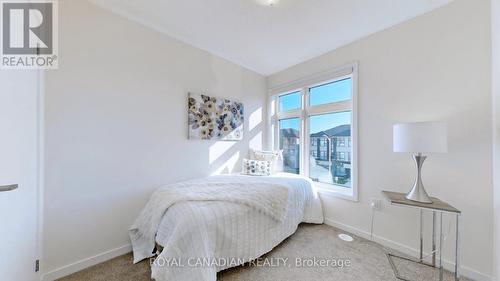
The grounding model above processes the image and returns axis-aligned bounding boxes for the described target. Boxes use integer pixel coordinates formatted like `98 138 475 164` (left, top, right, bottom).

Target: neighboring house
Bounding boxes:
281 124 351 182
310 124 351 162
310 124 351 180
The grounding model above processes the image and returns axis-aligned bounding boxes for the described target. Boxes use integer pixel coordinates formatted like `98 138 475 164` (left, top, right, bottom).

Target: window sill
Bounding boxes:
314 182 358 202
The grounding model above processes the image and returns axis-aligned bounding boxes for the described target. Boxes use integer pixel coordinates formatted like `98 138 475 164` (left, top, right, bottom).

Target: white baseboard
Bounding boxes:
41 244 132 281
324 218 492 281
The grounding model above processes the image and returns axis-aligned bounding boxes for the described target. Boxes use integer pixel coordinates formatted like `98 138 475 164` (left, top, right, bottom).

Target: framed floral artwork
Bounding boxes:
188 93 244 140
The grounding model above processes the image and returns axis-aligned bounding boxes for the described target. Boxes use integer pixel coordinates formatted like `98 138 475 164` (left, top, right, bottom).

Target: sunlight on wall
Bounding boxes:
209 141 236 164
249 107 263 131
211 151 240 175
249 131 263 150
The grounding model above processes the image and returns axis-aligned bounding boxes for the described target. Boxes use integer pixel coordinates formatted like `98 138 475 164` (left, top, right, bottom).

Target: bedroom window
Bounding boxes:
272 63 358 201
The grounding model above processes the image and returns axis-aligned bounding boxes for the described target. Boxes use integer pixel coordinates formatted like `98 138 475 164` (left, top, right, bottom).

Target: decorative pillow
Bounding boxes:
241 159 271 176
249 149 284 173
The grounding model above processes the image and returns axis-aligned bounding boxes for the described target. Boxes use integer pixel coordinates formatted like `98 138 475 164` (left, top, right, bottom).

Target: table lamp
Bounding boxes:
393 121 447 203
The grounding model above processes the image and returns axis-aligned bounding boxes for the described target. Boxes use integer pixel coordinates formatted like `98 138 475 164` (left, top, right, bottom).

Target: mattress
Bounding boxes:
151 173 324 281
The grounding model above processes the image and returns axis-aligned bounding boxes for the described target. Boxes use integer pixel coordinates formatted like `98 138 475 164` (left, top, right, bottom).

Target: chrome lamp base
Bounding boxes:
406 153 433 204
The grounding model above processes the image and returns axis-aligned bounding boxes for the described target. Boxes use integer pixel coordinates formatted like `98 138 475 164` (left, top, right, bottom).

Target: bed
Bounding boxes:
129 173 323 281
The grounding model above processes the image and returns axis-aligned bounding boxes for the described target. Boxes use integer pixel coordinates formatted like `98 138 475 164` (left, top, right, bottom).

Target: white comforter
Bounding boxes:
130 173 323 281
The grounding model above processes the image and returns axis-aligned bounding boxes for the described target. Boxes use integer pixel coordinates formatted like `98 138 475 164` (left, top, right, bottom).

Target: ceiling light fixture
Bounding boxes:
257 0 278 7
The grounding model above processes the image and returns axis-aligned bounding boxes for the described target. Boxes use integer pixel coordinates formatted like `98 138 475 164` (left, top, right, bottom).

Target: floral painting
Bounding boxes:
188 93 244 140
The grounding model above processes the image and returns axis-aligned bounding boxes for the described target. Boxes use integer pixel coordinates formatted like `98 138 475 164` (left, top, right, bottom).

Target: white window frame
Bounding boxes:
269 63 358 201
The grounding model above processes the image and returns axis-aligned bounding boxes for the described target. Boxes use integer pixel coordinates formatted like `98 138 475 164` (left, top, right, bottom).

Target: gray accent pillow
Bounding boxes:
241 158 271 176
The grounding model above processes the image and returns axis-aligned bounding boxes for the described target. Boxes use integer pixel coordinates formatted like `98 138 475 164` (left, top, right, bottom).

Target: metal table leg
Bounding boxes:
439 213 443 281
455 214 460 280
432 211 436 267
419 209 423 262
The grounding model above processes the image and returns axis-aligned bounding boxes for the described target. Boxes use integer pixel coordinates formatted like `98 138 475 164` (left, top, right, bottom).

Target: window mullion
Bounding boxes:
302 87 309 177
271 95 278 150
277 111 302 120
308 100 352 116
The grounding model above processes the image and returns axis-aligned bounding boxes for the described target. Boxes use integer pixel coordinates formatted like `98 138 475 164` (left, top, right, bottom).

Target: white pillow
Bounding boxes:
241 159 271 176
249 149 284 174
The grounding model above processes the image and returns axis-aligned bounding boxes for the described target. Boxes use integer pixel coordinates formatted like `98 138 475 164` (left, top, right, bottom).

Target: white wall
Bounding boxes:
268 0 492 280
492 0 500 279
43 0 267 278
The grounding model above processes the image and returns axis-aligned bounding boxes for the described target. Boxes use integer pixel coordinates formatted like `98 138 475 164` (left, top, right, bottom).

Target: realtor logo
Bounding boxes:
1 0 58 69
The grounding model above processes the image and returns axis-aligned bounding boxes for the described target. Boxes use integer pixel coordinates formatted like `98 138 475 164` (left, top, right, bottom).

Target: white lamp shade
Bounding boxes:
393 121 448 153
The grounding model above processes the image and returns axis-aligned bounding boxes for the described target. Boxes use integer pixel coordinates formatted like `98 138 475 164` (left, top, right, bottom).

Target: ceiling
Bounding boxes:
90 0 453 76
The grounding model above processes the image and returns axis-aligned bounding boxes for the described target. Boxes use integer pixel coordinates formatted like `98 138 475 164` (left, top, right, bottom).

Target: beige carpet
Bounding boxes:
58 224 472 281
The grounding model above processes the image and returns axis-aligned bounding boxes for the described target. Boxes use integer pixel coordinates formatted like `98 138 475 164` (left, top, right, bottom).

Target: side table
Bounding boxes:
382 191 461 281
